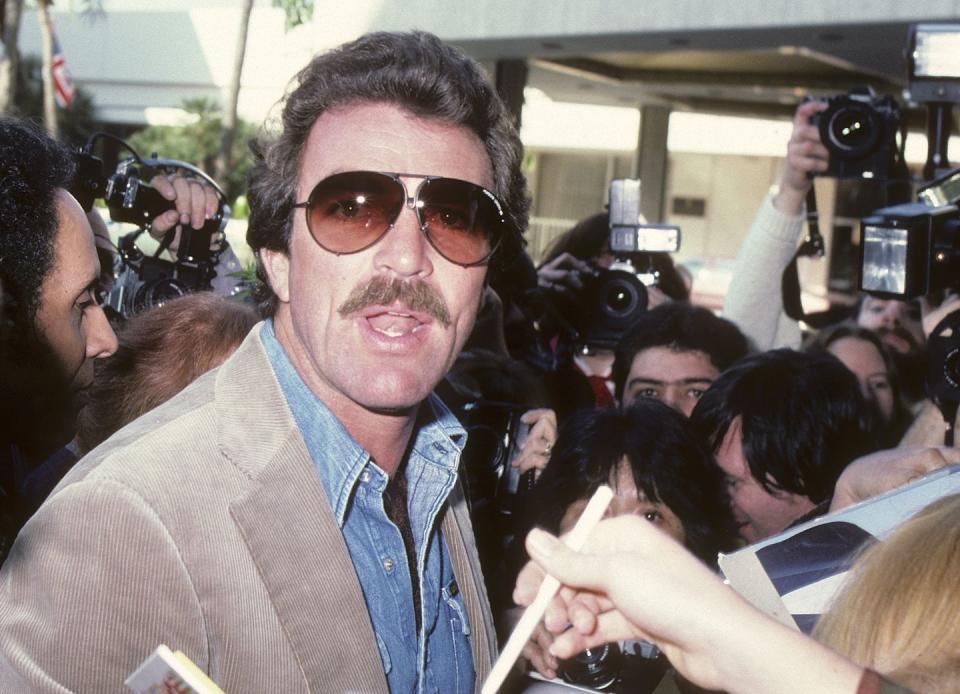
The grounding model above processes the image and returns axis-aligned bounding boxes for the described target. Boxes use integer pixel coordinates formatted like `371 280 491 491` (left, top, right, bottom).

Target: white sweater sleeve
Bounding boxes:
722 193 806 351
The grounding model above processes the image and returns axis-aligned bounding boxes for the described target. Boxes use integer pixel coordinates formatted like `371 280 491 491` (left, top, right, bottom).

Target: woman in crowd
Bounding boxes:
506 400 739 682
805 323 913 447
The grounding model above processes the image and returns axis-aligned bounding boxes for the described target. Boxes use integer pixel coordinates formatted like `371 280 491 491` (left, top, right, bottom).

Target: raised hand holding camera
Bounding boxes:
70 133 232 320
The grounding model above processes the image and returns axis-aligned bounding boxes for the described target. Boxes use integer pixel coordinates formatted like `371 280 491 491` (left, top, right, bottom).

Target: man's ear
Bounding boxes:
259 248 291 303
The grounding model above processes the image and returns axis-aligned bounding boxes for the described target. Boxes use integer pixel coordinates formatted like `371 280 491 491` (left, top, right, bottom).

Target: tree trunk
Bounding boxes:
215 0 254 184
36 0 57 138
0 0 24 114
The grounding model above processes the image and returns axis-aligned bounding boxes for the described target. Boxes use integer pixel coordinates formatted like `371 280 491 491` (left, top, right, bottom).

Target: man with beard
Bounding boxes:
855 296 926 405
0 31 526 692
0 119 119 560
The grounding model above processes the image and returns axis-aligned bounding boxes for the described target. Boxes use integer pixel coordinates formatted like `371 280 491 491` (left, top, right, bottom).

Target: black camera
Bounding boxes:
810 87 905 181
70 133 230 320
557 640 668 692
579 179 681 349
859 168 960 300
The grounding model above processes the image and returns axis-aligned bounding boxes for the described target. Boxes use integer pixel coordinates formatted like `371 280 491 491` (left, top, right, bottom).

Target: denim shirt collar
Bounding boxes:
259 319 466 527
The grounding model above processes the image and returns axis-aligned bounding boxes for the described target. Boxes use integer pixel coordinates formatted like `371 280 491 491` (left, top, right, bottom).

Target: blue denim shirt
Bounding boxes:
261 321 475 694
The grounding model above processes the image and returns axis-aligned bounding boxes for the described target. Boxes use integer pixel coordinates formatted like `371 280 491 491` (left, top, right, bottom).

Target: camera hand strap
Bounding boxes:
781 188 826 323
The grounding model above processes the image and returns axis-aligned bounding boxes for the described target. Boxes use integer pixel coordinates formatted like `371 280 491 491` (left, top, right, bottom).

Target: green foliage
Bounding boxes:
12 55 97 147
272 0 314 31
126 98 257 204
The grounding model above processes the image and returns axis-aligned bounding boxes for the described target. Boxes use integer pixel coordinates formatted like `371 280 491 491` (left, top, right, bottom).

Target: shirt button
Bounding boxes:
383 557 394 572
360 470 371 483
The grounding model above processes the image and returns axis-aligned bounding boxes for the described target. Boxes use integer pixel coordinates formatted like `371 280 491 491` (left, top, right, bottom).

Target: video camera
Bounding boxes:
69 133 230 320
808 86 906 181
577 179 681 349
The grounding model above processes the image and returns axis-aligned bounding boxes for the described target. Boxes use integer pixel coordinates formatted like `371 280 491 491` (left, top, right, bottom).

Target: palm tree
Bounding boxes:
214 0 254 182
214 0 314 182
35 0 56 136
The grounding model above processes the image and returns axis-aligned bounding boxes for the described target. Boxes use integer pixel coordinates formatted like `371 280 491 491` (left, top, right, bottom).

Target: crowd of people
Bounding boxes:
0 27 958 694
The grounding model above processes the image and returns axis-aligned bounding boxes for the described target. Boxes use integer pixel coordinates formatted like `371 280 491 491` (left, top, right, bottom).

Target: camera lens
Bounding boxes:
824 104 880 158
134 277 189 314
558 642 622 690
944 348 960 389
600 273 647 319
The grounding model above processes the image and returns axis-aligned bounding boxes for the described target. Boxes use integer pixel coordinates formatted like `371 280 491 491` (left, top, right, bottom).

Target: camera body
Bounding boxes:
102 228 222 318
859 168 960 300
579 179 681 350
810 87 903 180
558 640 667 692
71 139 229 320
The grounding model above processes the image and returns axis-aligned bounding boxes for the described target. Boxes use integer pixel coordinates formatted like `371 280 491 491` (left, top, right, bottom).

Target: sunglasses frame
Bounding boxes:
292 170 509 267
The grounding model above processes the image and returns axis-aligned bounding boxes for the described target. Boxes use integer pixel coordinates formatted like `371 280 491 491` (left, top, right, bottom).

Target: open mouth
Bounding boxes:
366 308 428 338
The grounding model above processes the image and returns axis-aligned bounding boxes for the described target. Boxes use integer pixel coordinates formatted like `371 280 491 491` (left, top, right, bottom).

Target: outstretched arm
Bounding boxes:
514 515 868 694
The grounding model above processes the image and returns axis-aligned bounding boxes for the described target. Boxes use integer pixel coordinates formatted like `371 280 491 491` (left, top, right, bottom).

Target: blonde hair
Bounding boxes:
814 494 960 692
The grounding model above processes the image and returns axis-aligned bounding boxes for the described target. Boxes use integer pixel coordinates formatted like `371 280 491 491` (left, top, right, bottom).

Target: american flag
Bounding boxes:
51 30 75 108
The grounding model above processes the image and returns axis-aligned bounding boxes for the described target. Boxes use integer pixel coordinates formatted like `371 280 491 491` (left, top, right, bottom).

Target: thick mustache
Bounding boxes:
338 276 451 328
875 326 918 348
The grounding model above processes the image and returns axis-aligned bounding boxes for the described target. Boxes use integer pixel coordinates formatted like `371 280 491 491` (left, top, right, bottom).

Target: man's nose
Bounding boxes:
372 204 433 278
660 387 685 415
86 305 118 359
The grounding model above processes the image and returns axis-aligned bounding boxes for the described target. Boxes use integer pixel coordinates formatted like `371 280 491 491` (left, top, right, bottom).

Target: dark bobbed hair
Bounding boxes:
539 212 689 302
805 321 912 446
690 348 878 504
515 401 739 566
0 118 76 323
246 31 530 316
75 293 259 454
612 302 751 402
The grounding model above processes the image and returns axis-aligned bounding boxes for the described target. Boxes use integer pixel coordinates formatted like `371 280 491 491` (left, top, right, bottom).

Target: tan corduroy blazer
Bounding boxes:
0 323 496 693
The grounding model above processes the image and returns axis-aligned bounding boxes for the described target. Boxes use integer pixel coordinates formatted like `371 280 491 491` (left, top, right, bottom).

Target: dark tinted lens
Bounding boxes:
418 178 504 265
305 172 403 253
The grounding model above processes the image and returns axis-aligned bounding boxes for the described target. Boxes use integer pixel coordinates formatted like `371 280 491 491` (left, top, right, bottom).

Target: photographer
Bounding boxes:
533 212 689 419
723 99 934 413
723 99 827 351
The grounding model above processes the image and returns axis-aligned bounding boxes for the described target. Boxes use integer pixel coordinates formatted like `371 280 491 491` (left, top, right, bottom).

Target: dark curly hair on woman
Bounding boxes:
511 400 739 572
0 118 76 324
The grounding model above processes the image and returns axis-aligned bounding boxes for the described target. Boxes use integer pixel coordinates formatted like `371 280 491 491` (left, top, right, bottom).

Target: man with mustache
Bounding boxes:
0 31 527 693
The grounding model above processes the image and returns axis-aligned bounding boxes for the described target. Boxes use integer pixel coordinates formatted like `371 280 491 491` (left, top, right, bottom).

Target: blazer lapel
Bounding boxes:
217 325 388 693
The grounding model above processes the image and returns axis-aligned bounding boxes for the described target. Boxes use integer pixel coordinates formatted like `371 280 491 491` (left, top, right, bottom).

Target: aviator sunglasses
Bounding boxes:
293 170 509 266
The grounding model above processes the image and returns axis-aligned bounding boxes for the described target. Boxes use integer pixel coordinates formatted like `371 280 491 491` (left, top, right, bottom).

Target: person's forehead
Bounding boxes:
715 420 748 476
297 101 494 198
50 190 99 291
829 336 884 365
861 296 918 316
629 346 717 378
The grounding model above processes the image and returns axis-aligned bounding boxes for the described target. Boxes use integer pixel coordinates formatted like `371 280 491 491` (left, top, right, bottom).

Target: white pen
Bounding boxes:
481 484 615 694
